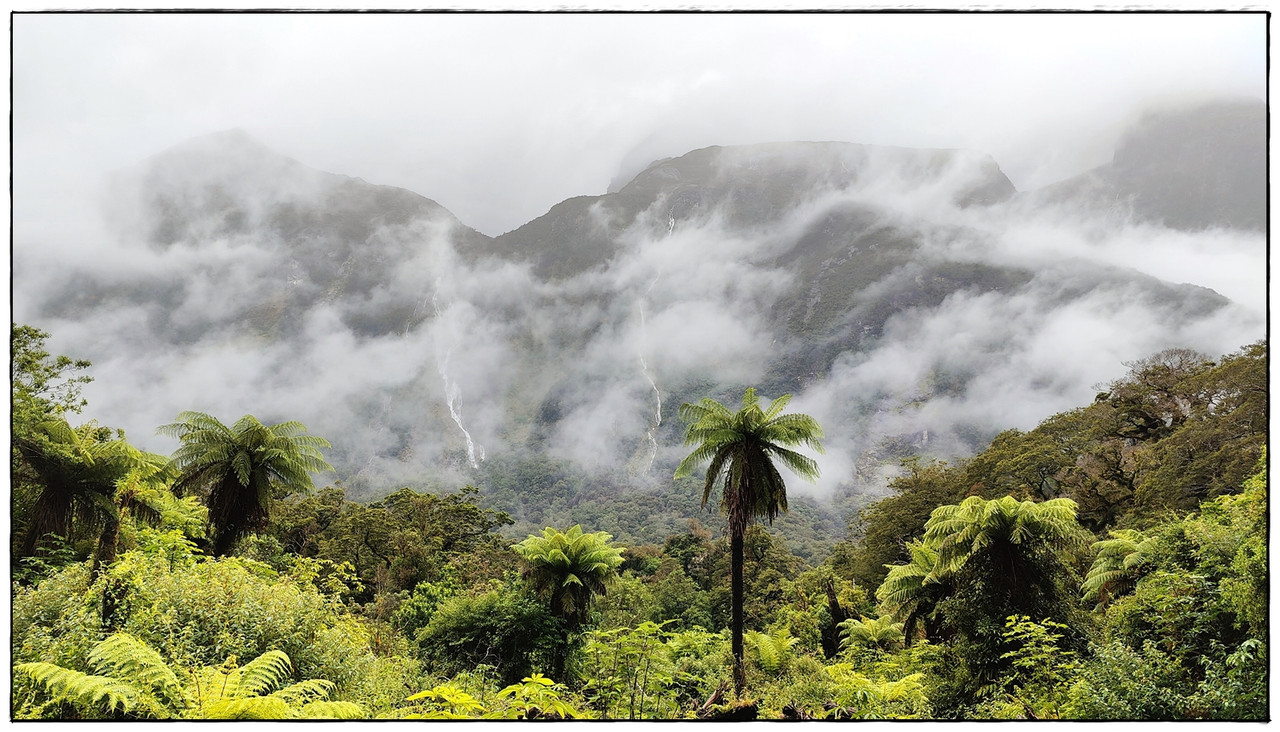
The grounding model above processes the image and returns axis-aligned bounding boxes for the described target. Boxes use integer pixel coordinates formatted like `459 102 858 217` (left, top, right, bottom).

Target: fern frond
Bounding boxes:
198 696 294 720
15 662 136 716
270 678 334 706
88 633 185 710
298 700 367 719
236 650 292 696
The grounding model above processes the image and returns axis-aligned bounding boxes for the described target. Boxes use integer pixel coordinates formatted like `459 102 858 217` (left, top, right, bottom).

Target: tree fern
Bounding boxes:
513 525 623 628
1081 529 1158 608
674 386 824 696
839 615 905 652
158 412 333 556
923 495 1082 581
16 416 170 557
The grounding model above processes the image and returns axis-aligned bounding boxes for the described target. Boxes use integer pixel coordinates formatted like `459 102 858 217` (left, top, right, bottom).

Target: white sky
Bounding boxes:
10 10 1266 236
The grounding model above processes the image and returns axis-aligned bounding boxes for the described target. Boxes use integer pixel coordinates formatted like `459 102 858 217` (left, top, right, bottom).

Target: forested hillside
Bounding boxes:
12 325 1266 719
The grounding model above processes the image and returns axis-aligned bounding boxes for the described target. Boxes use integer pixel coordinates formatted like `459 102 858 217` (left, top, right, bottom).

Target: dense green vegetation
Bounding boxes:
11 324 1266 719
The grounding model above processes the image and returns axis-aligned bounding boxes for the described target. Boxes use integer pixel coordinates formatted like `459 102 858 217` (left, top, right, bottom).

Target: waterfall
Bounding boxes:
636 275 662 475
431 284 485 469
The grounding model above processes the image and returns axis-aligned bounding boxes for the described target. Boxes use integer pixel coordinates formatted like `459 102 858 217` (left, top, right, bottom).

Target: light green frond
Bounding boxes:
15 662 137 715
88 633 185 709
236 650 293 696
1082 528 1155 604
298 701 366 719
762 392 793 420
270 678 333 706
197 697 294 720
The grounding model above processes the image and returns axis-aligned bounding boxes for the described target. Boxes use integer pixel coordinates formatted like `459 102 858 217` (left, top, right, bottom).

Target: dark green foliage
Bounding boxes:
649 560 713 630
1099 343 1265 520
390 579 459 644
267 484 512 602
415 585 565 686
1064 641 1190 719
14 418 169 562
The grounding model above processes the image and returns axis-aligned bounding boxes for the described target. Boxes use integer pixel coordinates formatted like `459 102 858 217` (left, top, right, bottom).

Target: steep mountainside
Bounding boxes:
81 129 493 340
1025 97 1265 231
15 99 1265 523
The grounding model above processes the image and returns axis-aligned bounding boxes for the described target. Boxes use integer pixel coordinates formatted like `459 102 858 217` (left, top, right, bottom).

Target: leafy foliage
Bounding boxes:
513 524 624 629
159 411 334 556
414 583 564 686
15 633 363 719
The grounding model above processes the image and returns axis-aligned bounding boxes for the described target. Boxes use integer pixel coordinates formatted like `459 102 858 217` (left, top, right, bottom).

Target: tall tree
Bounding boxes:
158 412 333 556
674 387 824 697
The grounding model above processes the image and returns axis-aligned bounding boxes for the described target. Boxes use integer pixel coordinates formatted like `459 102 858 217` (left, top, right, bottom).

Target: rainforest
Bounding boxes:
10 323 1267 719
11 15 1267 718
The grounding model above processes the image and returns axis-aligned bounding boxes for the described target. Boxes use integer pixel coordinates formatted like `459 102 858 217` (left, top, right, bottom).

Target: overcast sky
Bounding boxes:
12 11 1266 237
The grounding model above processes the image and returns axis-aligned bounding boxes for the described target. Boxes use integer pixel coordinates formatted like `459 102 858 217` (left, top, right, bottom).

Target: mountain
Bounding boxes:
1026 97 1265 231
14 99 1265 542
85 128 492 341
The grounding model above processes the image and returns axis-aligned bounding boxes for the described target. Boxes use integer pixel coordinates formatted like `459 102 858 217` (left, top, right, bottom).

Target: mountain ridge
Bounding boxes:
15 97 1265 516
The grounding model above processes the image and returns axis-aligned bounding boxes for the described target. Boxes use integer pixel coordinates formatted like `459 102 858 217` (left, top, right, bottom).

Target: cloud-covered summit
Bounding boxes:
14 98 1266 508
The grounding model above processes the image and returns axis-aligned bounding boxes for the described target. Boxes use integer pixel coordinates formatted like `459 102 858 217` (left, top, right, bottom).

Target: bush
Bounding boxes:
415 584 564 686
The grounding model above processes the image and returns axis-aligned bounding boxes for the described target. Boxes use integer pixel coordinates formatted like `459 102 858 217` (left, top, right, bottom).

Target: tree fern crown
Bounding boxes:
157 411 333 555
674 387 824 529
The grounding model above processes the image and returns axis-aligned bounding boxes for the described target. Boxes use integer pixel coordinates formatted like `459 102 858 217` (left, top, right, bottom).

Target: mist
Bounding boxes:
11 13 1266 509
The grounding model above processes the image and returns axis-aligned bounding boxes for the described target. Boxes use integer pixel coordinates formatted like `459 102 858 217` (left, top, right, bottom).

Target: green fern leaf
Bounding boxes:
236 650 292 696
299 700 367 719
15 662 136 716
88 633 185 709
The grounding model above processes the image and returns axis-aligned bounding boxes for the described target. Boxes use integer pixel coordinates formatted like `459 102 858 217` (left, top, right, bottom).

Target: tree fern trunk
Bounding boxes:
89 516 120 584
822 577 847 656
731 527 746 697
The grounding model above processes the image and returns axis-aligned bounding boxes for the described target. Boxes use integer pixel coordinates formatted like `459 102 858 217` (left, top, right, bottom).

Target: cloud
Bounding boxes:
13 13 1264 235
11 13 1265 506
